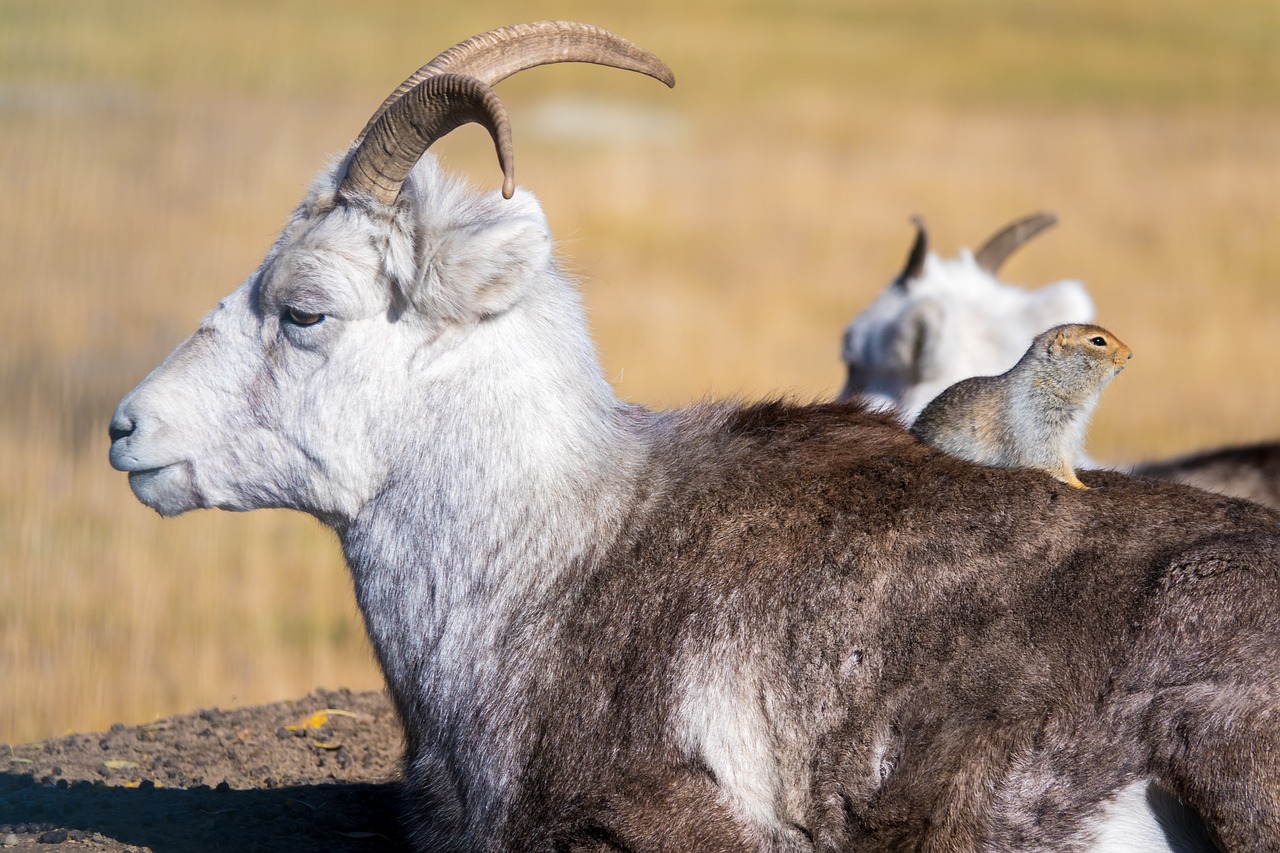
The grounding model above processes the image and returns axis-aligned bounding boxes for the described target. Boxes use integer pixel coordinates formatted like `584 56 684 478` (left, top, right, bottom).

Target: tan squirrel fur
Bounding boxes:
910 323 1131 489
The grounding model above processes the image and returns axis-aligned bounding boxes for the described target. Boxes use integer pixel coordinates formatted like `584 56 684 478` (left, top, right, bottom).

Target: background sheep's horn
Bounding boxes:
341 22 675 204
893 216 928 289
973 212 1058 275
339 74 513 205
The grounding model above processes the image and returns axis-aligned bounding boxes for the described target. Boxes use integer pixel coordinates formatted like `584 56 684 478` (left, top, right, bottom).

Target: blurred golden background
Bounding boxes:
2 0 1277 743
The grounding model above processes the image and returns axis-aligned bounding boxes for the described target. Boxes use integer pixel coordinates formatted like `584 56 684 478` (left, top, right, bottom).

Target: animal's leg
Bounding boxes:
1054 468 1089 490
1150 684 1280 852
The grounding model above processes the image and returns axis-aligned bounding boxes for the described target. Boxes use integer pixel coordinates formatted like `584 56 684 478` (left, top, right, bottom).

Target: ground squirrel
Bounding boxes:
910 323 1131 489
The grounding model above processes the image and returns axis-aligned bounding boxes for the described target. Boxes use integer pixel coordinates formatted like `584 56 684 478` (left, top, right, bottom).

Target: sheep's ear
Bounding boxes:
417 212 553 322
895 297 945 383
1030 280 1094 329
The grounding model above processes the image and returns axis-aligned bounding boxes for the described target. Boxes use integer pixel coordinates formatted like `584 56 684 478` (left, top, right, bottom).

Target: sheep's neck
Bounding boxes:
338 383 648 719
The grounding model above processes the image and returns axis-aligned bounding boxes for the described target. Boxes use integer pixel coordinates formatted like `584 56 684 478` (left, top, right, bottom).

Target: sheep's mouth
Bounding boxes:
108 438 177 476
126 463 204 517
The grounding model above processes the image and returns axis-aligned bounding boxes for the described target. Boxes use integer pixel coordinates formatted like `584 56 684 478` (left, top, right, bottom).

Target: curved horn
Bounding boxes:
356 21 676 144
893 216 928 289
339 74 513 205
973 212 1058 275
341 22 675 205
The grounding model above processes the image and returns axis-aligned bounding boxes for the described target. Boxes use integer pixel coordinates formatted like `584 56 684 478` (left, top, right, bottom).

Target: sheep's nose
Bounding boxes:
108 412 135 443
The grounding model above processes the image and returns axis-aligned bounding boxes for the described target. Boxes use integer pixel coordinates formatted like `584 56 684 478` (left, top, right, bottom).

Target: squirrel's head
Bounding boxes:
1043 323 1133 377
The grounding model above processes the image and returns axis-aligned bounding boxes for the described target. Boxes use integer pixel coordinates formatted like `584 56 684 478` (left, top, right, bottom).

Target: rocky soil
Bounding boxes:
0 689 409 851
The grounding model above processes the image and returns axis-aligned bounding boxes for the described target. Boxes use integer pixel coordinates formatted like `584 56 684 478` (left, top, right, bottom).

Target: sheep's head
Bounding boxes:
838 213 1094 422
108 22 674 525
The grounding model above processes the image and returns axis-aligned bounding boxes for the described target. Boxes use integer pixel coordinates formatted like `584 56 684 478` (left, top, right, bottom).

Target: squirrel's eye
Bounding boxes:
1089 336 1106 347
284 307 324 327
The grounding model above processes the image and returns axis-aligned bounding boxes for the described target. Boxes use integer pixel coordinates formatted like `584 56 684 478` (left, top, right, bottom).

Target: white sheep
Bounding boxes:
109 23 1280 852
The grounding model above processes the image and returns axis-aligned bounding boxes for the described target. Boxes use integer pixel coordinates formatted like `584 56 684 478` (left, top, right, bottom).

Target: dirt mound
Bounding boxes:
0 689 408 851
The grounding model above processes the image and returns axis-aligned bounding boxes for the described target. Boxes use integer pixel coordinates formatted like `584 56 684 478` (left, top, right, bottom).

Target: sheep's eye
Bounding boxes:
1089 336 1107 347
284 307 324 327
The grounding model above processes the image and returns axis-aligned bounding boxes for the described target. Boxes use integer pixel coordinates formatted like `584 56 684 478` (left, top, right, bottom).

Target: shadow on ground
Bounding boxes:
0 773 407 851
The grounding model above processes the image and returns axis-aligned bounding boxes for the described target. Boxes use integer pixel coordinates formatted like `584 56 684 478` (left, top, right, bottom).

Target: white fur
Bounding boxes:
111 156 651 847
676 654 784 831
1083 780 1216 853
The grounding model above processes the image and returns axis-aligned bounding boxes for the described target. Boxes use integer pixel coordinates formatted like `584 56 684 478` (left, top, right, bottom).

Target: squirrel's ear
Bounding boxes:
1051 329 1070 354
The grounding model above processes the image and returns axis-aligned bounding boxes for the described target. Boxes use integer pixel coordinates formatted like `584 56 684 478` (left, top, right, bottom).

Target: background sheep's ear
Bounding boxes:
895 297 946 383
419 212 553 321
1030 279 1094 329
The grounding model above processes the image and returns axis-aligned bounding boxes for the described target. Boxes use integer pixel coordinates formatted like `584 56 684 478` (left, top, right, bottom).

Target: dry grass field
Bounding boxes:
2 0 1278 744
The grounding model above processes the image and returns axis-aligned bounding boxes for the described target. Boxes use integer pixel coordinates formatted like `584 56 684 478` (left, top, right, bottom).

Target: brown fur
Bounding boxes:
440 400 1280 851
